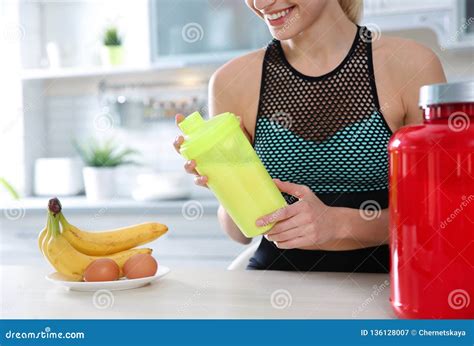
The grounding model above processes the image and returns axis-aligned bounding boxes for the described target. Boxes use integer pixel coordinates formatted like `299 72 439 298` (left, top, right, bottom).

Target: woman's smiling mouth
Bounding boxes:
263 6 295 27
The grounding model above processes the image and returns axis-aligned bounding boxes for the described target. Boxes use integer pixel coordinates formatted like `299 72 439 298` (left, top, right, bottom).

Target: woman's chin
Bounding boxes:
269 28 299 41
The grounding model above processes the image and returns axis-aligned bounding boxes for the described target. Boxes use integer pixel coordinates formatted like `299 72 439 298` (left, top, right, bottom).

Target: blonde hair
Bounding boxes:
338 0 363 24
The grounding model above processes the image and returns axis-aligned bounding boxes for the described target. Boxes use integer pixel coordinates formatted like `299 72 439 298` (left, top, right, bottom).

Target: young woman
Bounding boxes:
174 0 446 272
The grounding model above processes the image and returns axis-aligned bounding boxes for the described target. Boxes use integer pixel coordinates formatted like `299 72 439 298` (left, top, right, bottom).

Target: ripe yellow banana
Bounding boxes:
58 213 167 256
40 208 152 281
38 227 47 255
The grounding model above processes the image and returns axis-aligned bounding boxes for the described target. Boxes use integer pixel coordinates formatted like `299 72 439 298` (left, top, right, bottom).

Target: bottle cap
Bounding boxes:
179 112 239 159
419 81 474 108
178 111 205 135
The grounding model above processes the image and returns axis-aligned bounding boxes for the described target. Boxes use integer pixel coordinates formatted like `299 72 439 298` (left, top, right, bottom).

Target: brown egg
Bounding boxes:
123 254 158 279
83 258 120 282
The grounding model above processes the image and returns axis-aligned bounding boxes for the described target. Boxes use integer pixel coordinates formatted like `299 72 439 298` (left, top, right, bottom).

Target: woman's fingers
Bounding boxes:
275 235 307 249
174 114 186 153
273 179 313 199
194 175 208 187
266 213 307 236
266 226 300 242
184 160 198 175
175 113 185 125
256 203 299 227
184 160 208 186
175 113 208 187
275 224 318 249
173 135 184 153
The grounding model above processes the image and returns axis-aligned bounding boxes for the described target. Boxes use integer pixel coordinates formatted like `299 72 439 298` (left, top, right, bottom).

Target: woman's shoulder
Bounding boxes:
209 49 266 96
371 34 446 125
372 35 444 79
208 48 266 118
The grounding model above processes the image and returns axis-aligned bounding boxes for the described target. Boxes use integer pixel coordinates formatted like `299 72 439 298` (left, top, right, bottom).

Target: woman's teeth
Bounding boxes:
265 8 291 21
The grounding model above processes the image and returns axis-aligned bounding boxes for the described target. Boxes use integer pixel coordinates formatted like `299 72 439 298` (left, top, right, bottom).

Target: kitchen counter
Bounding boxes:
0 196 219 215
1 265 395 319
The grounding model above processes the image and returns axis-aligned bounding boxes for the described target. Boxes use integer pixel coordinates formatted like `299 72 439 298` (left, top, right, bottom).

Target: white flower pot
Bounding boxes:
82 167 116 201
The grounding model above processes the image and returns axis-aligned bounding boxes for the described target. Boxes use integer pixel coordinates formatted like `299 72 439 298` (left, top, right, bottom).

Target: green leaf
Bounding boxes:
73 137 139 167
103 27 122 46
0 177 20 199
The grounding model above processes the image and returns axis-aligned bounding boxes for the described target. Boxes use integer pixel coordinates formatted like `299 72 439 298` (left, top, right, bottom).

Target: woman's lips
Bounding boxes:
264 6 295 27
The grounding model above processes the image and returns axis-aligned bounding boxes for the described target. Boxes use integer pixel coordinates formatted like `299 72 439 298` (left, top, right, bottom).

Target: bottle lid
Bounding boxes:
178 111 206 135
419 81 474 108
179 111 240 159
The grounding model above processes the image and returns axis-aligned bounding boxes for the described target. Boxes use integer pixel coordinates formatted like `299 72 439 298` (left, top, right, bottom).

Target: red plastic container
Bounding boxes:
388 81 474 319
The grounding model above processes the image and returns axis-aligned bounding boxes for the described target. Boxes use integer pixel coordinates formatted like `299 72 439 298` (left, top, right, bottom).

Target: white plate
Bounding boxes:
45 265 170 292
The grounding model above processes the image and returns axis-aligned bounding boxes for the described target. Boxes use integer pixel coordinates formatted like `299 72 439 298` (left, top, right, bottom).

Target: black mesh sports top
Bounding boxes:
248 26 392 273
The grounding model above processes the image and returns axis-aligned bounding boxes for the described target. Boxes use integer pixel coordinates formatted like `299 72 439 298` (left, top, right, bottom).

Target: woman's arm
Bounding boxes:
218 205 251 244
204 52 264 245
399 41 447 126
321 207 389 248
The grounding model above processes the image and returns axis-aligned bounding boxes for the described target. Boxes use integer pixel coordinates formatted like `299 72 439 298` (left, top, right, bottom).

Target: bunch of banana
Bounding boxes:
38 198 168 281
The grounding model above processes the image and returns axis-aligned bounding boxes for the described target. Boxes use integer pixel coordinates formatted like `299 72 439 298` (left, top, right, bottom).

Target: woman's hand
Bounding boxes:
256 179 343 249
173 114 208 187
173 113 252 188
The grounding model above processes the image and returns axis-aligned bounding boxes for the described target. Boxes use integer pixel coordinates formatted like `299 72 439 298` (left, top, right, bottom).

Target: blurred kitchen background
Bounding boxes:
0 0 473 269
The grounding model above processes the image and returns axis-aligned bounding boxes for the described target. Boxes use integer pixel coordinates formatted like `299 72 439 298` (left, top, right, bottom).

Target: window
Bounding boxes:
149 0 271 60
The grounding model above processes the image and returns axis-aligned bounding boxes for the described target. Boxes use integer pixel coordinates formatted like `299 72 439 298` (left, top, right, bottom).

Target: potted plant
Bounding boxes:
74 138 138 200
101 26 124 66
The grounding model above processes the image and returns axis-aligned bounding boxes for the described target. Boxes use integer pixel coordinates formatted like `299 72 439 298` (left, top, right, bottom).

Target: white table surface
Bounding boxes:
0 265 395 319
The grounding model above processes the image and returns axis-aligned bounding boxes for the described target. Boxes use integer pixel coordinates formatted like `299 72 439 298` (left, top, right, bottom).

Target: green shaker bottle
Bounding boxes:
179 111 287 237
